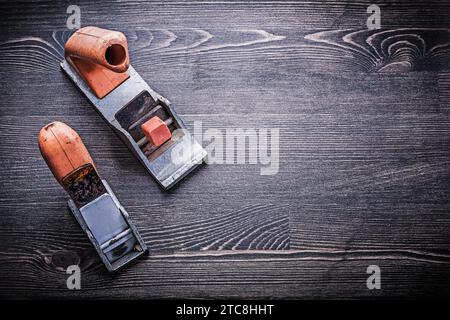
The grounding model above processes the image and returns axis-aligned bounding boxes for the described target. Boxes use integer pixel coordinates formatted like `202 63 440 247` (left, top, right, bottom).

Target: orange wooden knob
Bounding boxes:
38 121 94 186
64 26 130 98
64 26 129 73
141 116 172 147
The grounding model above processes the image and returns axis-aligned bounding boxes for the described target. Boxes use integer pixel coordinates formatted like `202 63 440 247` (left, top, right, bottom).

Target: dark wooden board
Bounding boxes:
0 0 450 299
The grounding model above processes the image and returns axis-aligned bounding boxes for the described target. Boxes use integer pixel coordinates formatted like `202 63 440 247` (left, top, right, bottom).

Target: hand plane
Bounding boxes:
60 26 207 190
39 121 147 272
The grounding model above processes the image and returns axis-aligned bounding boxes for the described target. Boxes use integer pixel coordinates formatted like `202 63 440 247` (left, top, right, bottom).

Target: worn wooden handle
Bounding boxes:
64 26 130 98
64 26 129 73
38 121 94 186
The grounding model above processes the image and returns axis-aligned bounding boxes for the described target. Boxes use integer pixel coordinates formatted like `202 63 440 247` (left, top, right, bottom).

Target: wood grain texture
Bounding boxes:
0 0 450 299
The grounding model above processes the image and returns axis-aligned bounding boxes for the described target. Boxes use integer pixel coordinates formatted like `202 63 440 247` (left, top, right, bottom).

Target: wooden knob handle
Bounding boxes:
64 26 129 73
64 26 131 98
38 121 94 185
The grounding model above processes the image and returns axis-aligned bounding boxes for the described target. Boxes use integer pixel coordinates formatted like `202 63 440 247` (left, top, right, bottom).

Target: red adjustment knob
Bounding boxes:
141 116 172 147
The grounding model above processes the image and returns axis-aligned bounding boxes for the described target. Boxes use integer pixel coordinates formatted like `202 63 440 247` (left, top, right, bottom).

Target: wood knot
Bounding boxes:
49 250 81 271
305 28 450 73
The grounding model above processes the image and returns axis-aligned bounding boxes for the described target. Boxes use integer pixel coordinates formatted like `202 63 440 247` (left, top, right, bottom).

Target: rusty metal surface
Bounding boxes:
62 164 106 208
